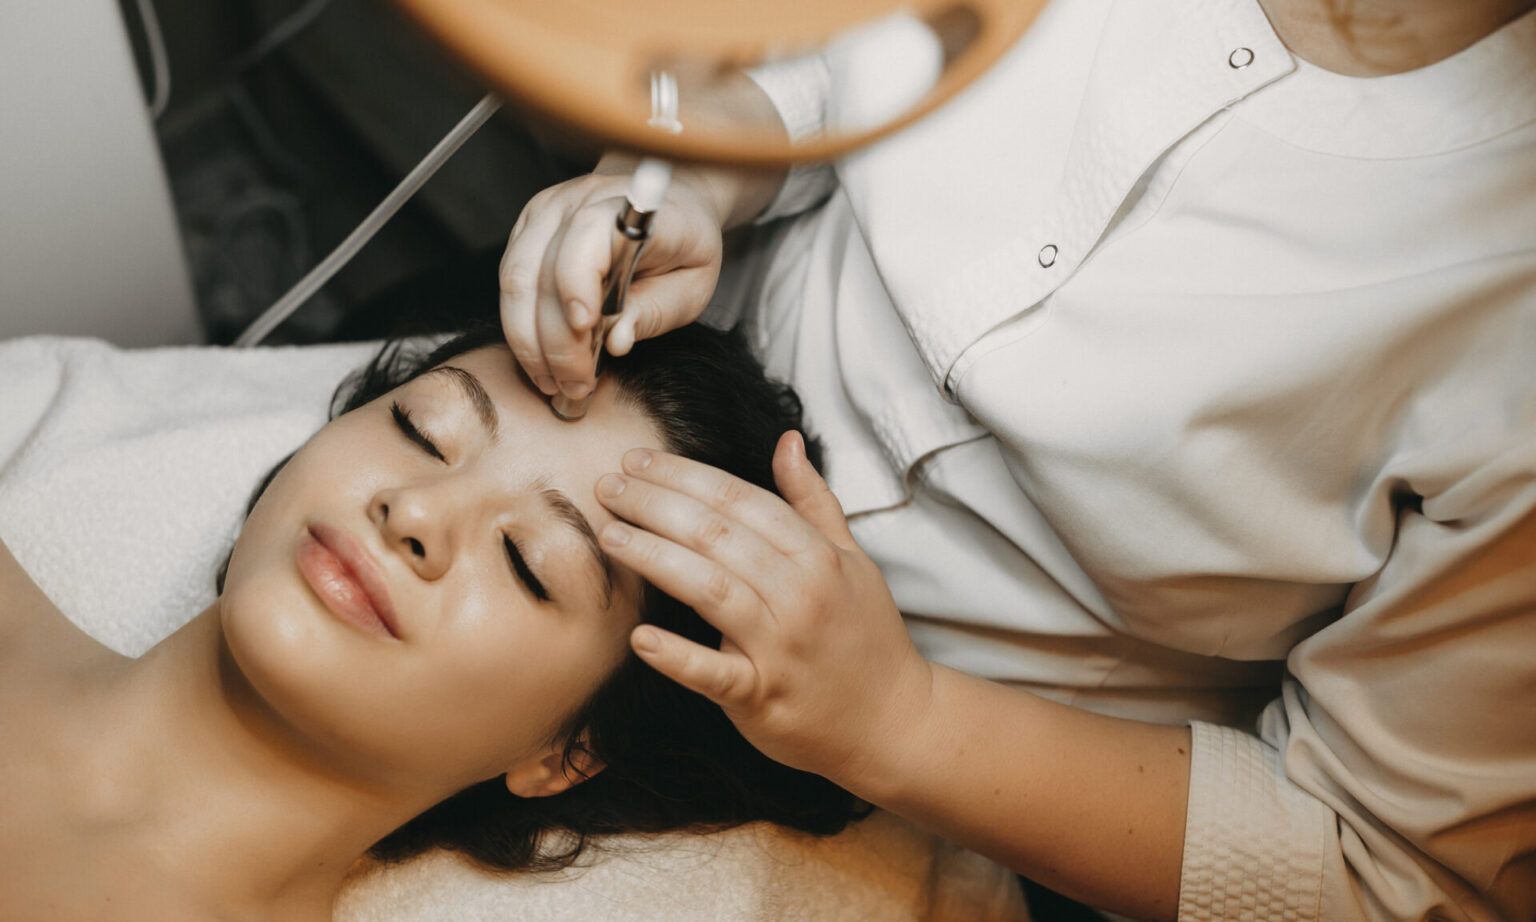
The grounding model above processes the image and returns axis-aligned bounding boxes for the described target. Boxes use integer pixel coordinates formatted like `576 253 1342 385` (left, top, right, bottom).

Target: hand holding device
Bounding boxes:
499 161 729 403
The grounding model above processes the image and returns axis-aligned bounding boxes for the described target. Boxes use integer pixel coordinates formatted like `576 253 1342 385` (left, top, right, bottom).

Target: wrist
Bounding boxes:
593 64 790 230
679 164 788 230
596 154 780 230
834 652 940 805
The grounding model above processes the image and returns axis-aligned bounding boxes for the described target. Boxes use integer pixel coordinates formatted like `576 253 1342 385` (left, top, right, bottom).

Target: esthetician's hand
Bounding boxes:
593 432 935 786
499 158 728 403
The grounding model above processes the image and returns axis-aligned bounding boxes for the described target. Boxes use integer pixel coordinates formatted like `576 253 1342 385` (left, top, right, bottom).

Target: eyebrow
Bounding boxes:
541 488 617 608
427 366 499 439
422 364 615 608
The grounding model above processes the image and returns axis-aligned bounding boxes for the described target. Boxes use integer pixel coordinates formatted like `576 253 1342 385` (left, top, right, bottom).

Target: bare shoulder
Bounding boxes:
0 535 96 663
0 535 54 628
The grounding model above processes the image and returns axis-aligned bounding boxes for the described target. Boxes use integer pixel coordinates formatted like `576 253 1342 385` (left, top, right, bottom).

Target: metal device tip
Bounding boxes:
549 393 591 421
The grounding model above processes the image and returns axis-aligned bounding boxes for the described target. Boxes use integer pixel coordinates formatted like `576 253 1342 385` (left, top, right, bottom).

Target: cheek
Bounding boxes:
220 424 392 618
410 596 636 768
227 415 393 555
222 576 635 788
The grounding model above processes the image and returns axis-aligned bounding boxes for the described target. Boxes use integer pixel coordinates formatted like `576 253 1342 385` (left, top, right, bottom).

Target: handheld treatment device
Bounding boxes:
549 157 672 421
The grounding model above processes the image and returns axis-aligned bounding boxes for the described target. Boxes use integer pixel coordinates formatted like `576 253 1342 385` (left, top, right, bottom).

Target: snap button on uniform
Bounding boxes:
1038 244 1058 268
1229 47 1255 69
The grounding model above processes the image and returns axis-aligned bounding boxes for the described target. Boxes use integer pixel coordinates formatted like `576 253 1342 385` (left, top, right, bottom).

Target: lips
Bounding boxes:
297 524 402 640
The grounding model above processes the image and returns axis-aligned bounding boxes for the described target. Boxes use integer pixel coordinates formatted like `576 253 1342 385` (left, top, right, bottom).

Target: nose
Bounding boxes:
369 484 456 581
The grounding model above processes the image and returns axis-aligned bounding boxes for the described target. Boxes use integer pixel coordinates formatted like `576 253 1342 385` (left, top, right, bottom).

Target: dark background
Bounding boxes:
116 0 593 344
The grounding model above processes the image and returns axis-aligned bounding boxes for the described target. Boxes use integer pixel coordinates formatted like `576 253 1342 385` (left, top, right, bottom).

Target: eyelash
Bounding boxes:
390 400 548 601
503 536 550 602
390 401 446 461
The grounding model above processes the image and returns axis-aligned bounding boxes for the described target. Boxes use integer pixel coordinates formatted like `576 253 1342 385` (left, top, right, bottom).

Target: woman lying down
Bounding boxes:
0 322 862 920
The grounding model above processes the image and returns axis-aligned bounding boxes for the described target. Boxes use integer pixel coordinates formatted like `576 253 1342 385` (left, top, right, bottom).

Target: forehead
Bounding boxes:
433 345 662 450
424 345 665 607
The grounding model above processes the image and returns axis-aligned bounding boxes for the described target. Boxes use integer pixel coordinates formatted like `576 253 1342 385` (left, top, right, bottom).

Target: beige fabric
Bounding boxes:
741 1 1536 919
338 811 1027 922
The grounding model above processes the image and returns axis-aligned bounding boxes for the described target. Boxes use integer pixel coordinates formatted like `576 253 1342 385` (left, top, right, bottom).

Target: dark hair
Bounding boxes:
228 319 865 871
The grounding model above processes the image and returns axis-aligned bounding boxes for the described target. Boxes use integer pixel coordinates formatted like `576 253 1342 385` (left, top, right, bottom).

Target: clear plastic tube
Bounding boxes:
233 93 502 347
130 0 172 119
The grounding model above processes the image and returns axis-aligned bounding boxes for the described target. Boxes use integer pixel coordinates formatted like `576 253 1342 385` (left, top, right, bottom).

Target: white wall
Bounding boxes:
0 0 199 345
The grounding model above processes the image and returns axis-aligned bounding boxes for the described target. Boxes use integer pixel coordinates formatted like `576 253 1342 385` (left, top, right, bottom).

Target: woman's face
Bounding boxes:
220 345 663 793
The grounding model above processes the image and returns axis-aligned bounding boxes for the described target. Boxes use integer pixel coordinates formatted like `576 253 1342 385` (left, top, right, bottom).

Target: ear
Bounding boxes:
503 741 606 799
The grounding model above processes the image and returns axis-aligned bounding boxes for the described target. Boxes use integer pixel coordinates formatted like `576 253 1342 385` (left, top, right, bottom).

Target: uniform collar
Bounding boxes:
928 0 1296 393
1232 6 1536 159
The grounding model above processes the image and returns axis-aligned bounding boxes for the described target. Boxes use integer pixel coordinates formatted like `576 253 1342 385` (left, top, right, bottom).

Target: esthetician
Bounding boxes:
498 1 1536 919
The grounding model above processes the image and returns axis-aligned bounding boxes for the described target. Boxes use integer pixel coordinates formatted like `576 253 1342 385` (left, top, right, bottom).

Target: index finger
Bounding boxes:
614 448 827 559
552 199 629 334
500 201 570 389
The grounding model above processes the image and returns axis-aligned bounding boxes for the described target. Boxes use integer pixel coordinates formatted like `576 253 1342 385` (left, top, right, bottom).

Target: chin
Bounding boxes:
218 574 485 789
219 576 396 774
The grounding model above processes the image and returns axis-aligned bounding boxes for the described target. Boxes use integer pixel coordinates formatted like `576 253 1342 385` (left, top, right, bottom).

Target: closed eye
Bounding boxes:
390 402 446 461
504 535 550 601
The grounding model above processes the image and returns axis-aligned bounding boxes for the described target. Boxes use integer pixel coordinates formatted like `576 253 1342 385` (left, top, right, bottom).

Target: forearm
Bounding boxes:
846 664 1191 922
597 444 1188 919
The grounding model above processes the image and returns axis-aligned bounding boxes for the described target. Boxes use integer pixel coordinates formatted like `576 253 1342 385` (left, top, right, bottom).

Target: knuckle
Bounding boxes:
693 514 733 554
781 623 815 660
541 345 586 369
551 259 593 294
700 564 734 608
628 531 661 569
631 306 664 339
712 663 745 702
805 542 842 575
528 185 562 209
508 209 531 242
566 202 609 235
628 489 659 526
499 266 534 296
758 668 791 706
711 476 754 511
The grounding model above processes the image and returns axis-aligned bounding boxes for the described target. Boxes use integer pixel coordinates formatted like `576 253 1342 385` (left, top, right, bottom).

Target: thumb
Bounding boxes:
604 270 713 356
773 431 856 547
603 287 672 357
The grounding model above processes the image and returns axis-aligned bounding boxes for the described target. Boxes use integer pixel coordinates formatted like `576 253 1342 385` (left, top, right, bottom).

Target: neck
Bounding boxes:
57 605 444 919
1258 0 1536 75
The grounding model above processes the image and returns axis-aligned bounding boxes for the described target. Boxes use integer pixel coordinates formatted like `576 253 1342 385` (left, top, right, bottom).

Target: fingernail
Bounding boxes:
626 448 652 471
559 380 591 399
567 299 590 327
535 375 557 394
601 522 631 547
597 474 626 498
632 626 659 653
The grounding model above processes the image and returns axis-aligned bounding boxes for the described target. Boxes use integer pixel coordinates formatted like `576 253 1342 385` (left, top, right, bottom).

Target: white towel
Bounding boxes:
0 335 1027 922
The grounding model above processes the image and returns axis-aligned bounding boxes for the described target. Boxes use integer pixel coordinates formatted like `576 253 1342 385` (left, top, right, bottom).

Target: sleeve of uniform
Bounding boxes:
1180 437 1536 922
743 55 838 223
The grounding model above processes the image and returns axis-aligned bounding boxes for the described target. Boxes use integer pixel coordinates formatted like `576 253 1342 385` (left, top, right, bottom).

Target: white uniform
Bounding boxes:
743 1 1536 919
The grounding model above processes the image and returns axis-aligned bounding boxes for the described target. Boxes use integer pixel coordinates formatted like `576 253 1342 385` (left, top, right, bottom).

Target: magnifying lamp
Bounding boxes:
387 0 1051 165
237 0 1051 346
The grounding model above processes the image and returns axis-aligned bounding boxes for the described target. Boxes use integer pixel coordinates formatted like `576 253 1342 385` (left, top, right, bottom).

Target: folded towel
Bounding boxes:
0 335 1027 922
